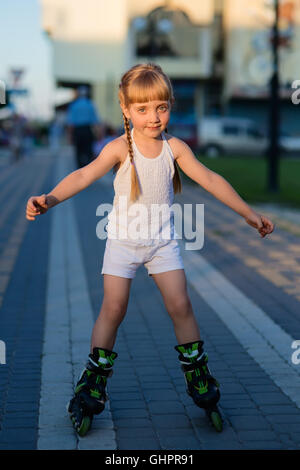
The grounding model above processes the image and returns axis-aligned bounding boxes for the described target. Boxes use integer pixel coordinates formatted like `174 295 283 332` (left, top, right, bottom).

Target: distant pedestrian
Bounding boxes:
26 63 275 437
67 86 101 168
10 113 26 163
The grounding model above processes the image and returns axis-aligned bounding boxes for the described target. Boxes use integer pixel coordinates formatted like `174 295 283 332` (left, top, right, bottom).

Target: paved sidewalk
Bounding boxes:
0 148 300 450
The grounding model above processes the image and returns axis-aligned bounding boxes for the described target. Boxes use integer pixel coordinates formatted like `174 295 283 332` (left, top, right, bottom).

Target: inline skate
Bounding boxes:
175 340 222 432
68 347 118 436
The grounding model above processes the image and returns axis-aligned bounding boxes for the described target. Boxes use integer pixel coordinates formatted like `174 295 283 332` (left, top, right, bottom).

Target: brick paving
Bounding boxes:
0 147 300 449
0 151 55 449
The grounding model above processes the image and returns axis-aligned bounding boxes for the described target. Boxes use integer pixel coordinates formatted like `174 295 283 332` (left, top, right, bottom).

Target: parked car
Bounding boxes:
198 116 300 158
198 117 267 157
279 132 300 156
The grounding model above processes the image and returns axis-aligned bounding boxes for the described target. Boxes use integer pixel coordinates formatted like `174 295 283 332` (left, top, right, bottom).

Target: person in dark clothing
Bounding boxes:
67 86 101 168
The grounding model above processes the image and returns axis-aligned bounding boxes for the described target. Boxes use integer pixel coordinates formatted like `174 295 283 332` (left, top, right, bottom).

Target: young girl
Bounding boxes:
26 63 274 436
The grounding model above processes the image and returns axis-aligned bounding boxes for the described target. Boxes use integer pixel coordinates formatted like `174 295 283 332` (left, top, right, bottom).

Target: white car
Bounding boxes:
198 117 267 157
280 133 300 155
198 117 300 158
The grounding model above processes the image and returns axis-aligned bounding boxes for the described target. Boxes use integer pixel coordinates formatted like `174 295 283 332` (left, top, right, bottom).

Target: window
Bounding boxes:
246 127 264 139
222 125 240 136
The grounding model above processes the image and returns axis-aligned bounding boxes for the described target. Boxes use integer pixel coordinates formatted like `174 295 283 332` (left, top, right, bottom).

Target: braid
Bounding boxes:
173 160 182 194
123 114 141 202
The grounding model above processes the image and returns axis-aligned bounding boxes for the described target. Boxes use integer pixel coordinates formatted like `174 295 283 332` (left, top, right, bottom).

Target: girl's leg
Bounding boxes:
151 269 201 344
151 270 222 431
91 274 132 351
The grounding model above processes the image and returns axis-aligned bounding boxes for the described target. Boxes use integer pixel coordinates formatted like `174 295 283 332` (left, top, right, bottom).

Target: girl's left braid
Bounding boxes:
123 113 141 202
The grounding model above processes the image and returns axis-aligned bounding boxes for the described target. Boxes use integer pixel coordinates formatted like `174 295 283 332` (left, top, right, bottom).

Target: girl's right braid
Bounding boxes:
123 113 141 202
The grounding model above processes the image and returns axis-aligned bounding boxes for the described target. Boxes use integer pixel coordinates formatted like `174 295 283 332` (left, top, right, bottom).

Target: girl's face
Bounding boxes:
123 100 171 139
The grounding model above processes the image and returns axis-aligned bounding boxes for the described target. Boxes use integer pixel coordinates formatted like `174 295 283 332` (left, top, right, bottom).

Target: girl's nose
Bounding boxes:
149 111 160 122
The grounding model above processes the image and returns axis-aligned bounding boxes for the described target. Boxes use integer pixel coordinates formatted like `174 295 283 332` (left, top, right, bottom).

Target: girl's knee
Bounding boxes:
168 296 192 318
100 300 127 324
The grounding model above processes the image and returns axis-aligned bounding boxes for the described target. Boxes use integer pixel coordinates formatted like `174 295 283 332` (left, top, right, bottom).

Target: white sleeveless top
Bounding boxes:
106 129 179 246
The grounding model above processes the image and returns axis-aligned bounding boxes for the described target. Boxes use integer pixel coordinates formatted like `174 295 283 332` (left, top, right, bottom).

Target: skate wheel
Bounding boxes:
77 415 92 437
210 410 223 432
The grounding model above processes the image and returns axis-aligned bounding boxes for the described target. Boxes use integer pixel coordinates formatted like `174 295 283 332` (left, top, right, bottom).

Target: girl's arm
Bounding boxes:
26 137 127 221
172 138 274 238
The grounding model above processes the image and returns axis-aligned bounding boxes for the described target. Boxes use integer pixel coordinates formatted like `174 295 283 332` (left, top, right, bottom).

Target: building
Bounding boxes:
41 0 217 145
223 0 300 134
41 0 300 143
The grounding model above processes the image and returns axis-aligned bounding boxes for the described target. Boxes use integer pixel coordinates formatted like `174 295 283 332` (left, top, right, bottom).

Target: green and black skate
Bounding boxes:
68 347 118 436
175 340 223 432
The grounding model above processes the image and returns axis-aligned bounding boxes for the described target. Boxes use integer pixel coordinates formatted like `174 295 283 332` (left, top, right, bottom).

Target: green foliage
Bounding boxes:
182 155 300 208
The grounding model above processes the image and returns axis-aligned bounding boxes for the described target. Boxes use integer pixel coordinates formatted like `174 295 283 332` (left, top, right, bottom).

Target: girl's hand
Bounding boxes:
244 210 275 238
26 194 49 221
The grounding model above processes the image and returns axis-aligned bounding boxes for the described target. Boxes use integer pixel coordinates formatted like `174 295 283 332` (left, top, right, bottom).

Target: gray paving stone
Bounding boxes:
109 392 144 401
117 437 160 450
2 418 37 428
237 430 278 441
220 383 245 394
156 428 197 439
114 417 153 428
112 409 150 419
272 423 300 433
251 393 293 405
134 374 170 383
0 428 37 442
143 381 174 390
77 430 117 450
223 408 263 416
148 401 185 414
151 414 192 429
228 415 272 430
219 399 257 409
265 414 300 424
159 436 201 450
278 433 297 447
243 442 285 450
194 423 239 443
5 403 39 412
259 405 299 414
143 390 179 402
111 400 146 410
38 432 77 450
2 442 36 450
246 384 283 393
116 427 157 438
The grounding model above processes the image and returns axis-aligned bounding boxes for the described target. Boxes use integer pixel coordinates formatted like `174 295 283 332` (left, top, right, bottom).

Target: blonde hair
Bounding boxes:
117 63 182 202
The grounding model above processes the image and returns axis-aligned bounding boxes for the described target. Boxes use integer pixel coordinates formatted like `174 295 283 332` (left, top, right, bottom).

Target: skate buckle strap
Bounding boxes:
181 359 205 373
179 351 207 370
87 361 114 377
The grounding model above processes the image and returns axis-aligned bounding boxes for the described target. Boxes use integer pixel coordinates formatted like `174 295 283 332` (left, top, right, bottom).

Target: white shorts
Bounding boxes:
101 238 184 279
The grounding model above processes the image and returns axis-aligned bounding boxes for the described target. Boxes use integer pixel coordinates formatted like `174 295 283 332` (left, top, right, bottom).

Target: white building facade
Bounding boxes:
41 0 215 140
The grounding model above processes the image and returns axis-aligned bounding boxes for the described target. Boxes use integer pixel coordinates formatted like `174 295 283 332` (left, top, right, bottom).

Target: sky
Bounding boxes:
0 0 54 120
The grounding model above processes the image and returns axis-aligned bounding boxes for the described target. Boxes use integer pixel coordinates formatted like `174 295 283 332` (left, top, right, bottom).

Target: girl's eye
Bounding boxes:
159 106 168 112
138 108 145 113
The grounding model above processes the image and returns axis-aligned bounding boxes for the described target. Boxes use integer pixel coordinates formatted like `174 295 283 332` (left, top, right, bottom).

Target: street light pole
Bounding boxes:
267 0 280 193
